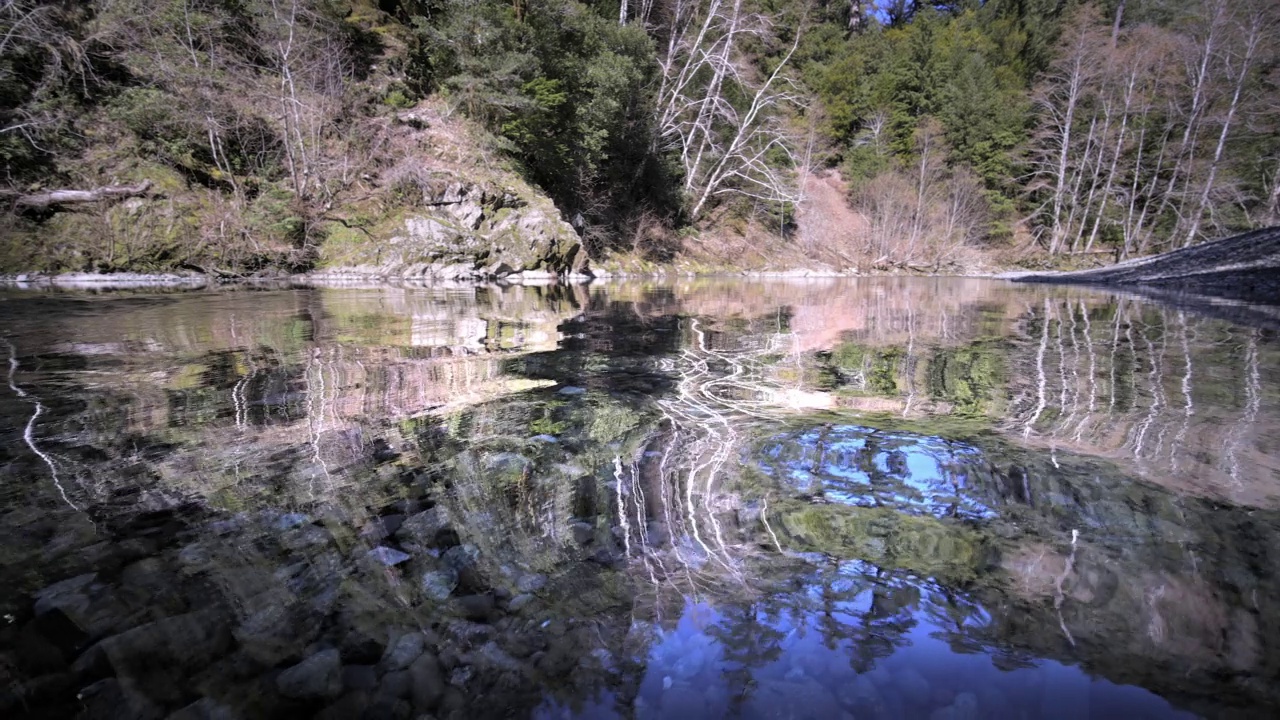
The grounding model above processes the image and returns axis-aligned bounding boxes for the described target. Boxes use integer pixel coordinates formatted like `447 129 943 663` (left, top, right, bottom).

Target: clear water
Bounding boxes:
0 278 1275 719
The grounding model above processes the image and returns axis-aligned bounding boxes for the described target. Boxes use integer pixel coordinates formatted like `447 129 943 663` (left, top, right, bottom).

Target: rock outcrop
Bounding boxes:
316 180 587 282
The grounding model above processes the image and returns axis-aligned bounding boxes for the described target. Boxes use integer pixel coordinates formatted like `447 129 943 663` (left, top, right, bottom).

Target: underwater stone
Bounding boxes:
570 522 594 546
396 507 453 550
662 684 706 716
277 648 342 701
836 675 881 708
380 632 425 672
377 669 411 700
271 513 309 531
32 573 97 615
421 569 459 601
894 667 931 702
454 594 496 622
442 544 480 571
77 677 163 720
409 652 445 712
952 691 979 720
166 696 240 720
341 664 378 692
367 547 411 566
515 573 547 593
507 594 535 613
868 666 893 687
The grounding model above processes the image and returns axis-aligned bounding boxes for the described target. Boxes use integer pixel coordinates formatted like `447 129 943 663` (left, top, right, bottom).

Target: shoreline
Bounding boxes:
0 267 1016 291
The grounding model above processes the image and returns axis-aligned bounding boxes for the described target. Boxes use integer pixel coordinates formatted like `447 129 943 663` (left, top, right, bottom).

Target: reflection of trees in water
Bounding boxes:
1005 297 1277 505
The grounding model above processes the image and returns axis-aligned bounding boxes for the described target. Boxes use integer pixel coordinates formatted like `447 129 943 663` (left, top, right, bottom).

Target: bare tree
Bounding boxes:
652 0 806 221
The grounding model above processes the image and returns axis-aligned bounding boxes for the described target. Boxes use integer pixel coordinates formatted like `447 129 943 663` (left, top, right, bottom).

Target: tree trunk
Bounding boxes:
7 181 154 209
1184 8 1260 247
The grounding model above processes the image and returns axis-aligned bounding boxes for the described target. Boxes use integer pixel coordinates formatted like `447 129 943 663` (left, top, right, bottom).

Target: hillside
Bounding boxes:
2 1 1278 277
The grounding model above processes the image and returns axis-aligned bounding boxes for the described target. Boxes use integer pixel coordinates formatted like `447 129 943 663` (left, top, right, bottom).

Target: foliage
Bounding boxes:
1 0 1276 273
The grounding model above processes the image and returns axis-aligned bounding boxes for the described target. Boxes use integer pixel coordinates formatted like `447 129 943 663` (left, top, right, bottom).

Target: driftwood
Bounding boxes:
5 180 154 209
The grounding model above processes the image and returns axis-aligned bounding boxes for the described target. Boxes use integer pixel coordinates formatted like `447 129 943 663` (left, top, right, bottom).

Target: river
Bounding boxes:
0 278 1275 719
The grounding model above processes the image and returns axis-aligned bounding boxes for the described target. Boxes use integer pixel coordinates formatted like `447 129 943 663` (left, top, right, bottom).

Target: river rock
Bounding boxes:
31 573 132 640
570 522 594 546
77 677 162 720
894 667 931 701
454 594 496 622
507 594 535 613
408 652 445 712
313 691 370 720
341 664 378 692
421 568 459 600
277 649 343 700
367 546 411 566
396 507 453 551
376 669 411 700
380 631 426 672
166 696 240 720
662 684 706 716
515 573 547 593
96 608 234 707
836 674 881 708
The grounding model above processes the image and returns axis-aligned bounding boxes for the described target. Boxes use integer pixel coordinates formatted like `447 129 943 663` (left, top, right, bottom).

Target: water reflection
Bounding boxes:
0 279 1276 720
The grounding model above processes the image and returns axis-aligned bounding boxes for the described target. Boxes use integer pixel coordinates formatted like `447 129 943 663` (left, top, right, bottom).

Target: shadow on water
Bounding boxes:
0 279 1276 719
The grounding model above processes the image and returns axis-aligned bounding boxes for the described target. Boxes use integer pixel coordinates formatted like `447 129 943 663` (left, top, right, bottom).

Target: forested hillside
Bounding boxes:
1 0 1277 274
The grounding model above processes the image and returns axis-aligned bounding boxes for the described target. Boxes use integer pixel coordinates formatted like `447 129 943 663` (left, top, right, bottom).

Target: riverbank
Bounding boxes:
1013 226 1280 303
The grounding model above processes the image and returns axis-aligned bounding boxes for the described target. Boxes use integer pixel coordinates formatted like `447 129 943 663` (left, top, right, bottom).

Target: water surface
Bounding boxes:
0 278 1276 719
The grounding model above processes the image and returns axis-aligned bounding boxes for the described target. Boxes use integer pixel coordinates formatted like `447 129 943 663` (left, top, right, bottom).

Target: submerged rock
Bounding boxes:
570 522 594 546
341 664 378 692
396 507 453 551
507 594 536 613
515 573 547 594
454 594 496 622
367 546 411 566
277 649 342 700
408 652 445 712
894 667 931 703
421 569 459 601
77 677 162 720
380 632 426 672
166 696 240 720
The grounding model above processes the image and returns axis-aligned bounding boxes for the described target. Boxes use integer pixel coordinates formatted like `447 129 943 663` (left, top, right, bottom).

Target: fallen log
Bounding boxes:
5 180 154 209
